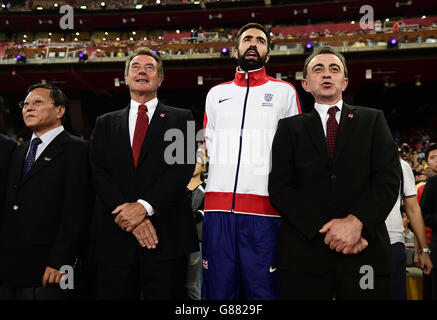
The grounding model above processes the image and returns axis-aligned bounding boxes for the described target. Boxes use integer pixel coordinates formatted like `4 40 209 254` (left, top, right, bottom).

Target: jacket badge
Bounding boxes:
262 93 274 107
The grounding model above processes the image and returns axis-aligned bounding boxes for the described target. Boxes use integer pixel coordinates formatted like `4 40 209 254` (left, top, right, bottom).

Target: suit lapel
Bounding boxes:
333 103 358 163
21 130 69 184
137 102 168 167
303 108 331 161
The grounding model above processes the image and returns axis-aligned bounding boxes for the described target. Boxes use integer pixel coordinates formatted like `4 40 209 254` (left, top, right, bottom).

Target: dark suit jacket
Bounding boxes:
268 103 400 276
0 130 91 287
90 102 198 267
0 134 16 210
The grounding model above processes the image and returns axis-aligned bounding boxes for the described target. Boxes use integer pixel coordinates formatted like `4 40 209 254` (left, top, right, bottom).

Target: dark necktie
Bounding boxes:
22 137 42 177
132 104 149 169
326 106 339 161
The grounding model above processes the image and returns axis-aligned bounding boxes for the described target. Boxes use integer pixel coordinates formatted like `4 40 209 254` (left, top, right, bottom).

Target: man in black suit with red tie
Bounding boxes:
0 134 16 209
0 84 91 299
90 47 198 299
268 47 401 299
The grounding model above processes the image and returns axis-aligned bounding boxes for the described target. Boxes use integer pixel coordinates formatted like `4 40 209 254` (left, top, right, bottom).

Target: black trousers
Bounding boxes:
389 242 407 300
0 285 70 300
97 249 188 300
279 260 391 300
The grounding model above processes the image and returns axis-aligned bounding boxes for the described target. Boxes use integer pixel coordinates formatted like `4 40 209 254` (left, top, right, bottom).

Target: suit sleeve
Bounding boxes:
47 141 91 269
420 175 437 229
269 118 327 240
89 116 127 210
141 110 195 217
350 111 401 237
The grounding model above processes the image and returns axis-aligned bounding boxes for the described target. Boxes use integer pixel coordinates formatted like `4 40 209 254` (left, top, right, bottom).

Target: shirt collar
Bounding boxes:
130 97 158 114
31 126 64 145
314 99 343 117
234 66 270 87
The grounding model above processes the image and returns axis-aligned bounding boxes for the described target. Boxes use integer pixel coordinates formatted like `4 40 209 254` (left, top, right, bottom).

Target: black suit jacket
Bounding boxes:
0 130 91 287
0 134 16 210
268 103 400 276
90 102 198 266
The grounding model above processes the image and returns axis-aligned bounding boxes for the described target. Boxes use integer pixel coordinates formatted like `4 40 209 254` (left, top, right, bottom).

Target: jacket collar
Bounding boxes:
234 67 270 87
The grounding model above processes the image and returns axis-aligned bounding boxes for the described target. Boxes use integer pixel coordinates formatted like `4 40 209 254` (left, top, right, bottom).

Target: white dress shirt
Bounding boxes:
314 99 343 137
129 98 158 216
27 126 64 160
128 98 158 146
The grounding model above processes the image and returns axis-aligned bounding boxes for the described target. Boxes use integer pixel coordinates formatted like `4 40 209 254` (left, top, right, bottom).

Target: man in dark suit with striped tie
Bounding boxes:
268 47 401 299
90 47 198 299
0 84 91 299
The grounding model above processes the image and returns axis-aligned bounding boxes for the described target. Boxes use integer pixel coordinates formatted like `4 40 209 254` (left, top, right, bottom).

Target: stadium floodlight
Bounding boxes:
16 54 27 63
78 52 88 61
101 2 106 7
387 38 398 48
305 43 313 52
135 4 143 9
221 47 229 56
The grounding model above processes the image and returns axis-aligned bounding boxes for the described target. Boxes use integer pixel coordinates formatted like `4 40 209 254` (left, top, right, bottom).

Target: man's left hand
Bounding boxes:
418 252 433 275
319 214 363 254
113 202 147 232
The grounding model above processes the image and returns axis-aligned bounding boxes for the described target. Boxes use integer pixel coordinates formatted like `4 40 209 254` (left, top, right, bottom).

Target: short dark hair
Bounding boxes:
235 23 271 52
125 47 164 77
303 46 348 78
26 83 68 123
425 143 437 161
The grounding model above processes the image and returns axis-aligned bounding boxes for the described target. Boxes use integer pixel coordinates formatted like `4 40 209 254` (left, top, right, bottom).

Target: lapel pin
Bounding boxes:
160 113 166 118
348 114 354 118
44 157 51 161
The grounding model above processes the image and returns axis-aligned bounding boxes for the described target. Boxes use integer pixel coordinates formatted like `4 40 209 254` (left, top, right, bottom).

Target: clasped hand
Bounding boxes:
112 202 158 249
319 214 368 254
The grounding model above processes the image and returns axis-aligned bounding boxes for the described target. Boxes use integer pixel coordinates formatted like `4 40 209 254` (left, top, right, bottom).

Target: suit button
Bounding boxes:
13 205 19 211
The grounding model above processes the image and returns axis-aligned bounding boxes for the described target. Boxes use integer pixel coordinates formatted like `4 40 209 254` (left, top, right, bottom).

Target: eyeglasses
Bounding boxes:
18 98 54 110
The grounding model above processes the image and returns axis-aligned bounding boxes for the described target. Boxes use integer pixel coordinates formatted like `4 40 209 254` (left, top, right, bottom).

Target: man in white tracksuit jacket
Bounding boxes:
202 23 301 299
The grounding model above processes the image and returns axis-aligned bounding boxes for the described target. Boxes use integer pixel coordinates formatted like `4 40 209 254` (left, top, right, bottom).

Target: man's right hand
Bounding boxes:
131 218 158 249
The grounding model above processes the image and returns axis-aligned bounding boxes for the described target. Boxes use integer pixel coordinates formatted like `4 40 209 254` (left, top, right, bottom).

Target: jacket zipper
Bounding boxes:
231 71 250 213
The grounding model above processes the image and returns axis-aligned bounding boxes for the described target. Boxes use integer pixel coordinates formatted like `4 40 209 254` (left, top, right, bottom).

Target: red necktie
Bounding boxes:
132 104 149 169
326 106 339 161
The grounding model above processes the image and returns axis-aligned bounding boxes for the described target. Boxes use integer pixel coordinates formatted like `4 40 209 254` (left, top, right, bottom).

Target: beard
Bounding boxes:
237 46 268 72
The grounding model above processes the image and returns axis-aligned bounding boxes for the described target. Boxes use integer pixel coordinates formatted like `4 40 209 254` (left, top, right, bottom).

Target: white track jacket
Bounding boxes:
203 67 301 217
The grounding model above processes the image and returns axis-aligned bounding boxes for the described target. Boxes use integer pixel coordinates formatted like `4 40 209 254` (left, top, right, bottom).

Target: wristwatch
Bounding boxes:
419 248 432 255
